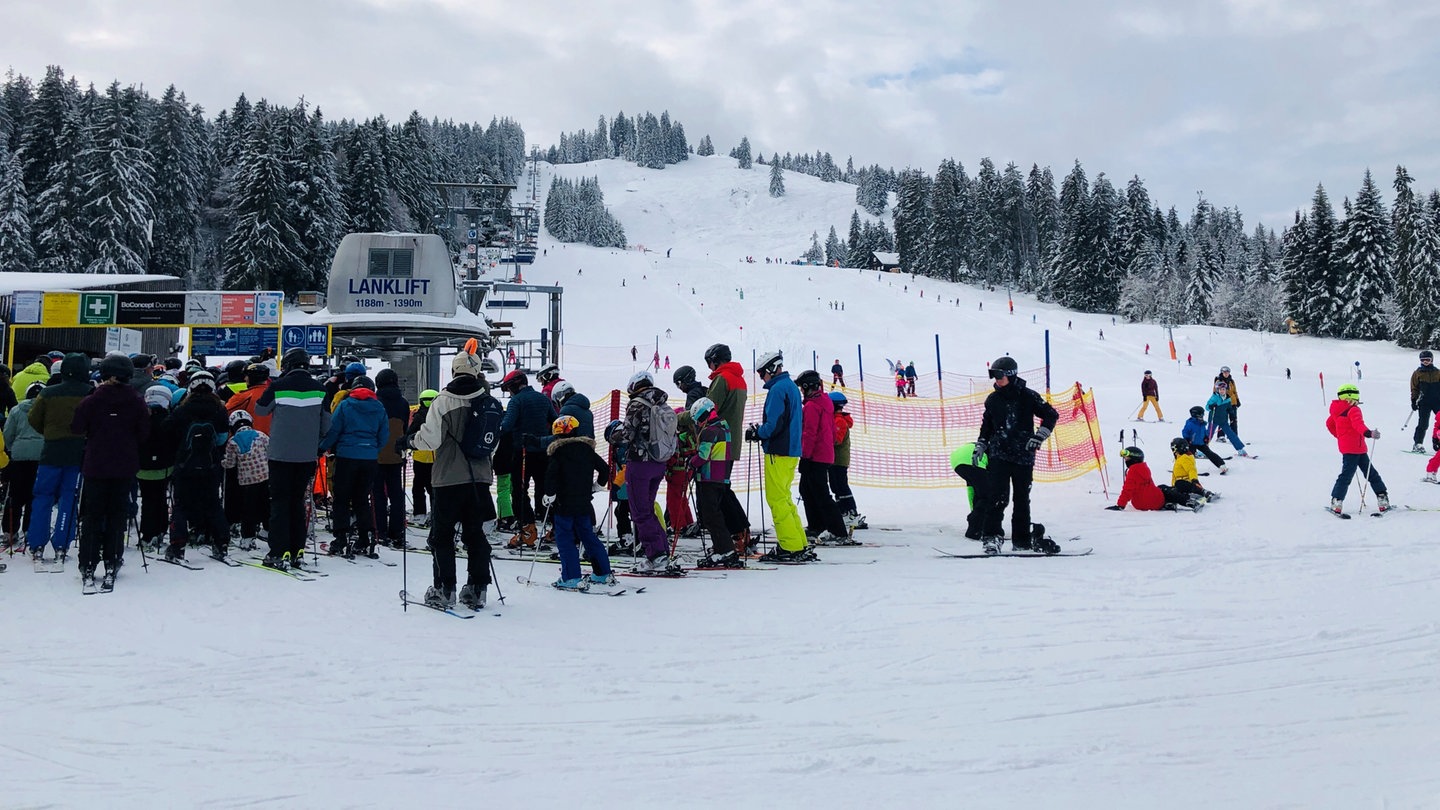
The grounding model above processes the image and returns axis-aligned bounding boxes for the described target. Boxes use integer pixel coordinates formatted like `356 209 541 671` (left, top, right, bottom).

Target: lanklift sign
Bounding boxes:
326 233 459 316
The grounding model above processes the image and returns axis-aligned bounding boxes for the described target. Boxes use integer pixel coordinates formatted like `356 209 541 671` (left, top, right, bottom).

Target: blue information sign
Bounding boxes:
191 327 279 356
282 325 331 355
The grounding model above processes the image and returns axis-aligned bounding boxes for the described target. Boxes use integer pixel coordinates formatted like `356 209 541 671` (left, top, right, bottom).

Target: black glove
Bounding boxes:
1105 504 1123 511
393 434 410 452
1026 427 1052 452
1413 401 1420 412
744 424 760 443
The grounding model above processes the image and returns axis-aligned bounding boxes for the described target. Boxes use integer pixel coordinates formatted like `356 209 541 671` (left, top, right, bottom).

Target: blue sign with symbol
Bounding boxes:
191 328 279 356
467 229 478 239
282 324 330 355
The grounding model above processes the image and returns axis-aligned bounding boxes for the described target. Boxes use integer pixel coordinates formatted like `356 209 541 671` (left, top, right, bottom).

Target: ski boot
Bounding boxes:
1414 443 1426 453
211 543 229 561
100 566 117 592
586 572 618 588
551 577 589 592
1186 494 1206 511
290 550 308 570
1425 473 1438 484
1032 535 1061 555
980 536 1002 556
632 554 680 575
356 533 379 560
164 544 185 563
607 534 637 556
1376 493 1391 513
261 552 289 571
506 523 538 550
424 585 456 608
82 568 97 593
1327 497 1345 517
327 536 351 558
458 583 487 610
237 536 258 552
759 546 819 564
844 512 869 531
696 550 742 569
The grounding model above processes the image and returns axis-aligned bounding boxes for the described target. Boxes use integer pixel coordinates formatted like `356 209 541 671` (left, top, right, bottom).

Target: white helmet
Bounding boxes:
689 396 716 422
537 363 560 384
756 349 783 376
550 380 576 406
627 370 654 394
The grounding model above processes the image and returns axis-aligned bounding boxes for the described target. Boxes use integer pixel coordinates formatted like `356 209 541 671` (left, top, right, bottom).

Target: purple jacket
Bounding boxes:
71 381 151 479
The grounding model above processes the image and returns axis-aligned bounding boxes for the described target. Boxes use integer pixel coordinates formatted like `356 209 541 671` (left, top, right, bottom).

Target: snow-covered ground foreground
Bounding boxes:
6 156 1440 809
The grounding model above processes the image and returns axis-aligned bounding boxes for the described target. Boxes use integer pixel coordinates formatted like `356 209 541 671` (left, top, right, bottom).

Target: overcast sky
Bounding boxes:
4 0 1438 229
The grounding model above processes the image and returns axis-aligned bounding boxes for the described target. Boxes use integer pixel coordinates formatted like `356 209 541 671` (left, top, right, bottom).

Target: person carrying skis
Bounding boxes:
831 359 845 388
1409 350 1440 453
703 343 751 553
412 350 498 610
973 356 1060 555
1325 383 1389 515
1137 370 1163 422
70 353 150 590
748 350 813 563
255 347 330 571
1206 380 1249 456
689 397 742 568
542 414 616 591
797 369 849 544
222 410 271 551
1183 405 1228 473
829 391 864 529
164 370 231 562
619 370 679 573
949 442 990 540
1214 366 1240 437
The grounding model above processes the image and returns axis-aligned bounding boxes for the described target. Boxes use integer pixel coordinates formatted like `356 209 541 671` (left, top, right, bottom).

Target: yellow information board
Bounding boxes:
41 292 79 326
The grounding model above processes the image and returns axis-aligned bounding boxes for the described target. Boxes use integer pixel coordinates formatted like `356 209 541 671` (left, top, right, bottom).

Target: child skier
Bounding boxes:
1167 438 1217 505
894 371 907 398
1425 410 1440 482
1206 381 1250 456
222 410 271 551
542 415 616 591
828 391 865 530
1106 447 1200 511
1325 383 1389 515
689 397 743 568
603 420 635 554
1183 405 1228 473
797 369 849 544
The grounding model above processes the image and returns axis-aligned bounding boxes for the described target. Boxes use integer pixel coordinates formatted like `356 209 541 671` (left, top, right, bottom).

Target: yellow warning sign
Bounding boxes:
41 292 80 326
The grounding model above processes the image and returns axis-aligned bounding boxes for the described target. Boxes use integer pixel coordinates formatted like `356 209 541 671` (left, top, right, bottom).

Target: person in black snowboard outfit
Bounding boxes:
973 356 1060 556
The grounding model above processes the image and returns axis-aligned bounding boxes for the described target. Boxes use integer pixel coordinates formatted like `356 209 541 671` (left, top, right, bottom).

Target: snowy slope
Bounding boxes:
6 155 1440 810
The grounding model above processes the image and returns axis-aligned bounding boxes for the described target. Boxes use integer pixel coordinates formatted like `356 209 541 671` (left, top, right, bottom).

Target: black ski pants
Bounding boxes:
429 482 495 590
3 459 37 538
411 460 433 515
511 449 547 526
1194 443 1225 469
980 458 1034 543
332 457 376 541
956 463 996 539
79 476 129 572
696 481 734 555
828 464 857 515
138 476 170 541
170 469 227 552
798 459 847 537
1416 405 1438 449
268 460 316 558
371 461 405 540
235 481 269 538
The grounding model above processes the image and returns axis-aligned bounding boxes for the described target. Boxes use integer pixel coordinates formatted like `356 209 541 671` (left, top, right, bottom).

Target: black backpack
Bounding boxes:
459 393 505 460
177 420 218 471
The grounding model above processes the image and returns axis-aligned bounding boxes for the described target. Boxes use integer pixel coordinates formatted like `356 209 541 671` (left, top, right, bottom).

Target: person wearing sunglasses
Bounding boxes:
972 356 1060 556
1409 351 1440 453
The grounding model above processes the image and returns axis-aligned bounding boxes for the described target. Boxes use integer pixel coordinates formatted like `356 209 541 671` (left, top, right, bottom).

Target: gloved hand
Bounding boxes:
744 424 760 443
1105 504 1123 511
1026 426 1052 452
542 494 556 507
1413 401 1419 412
1366 428 1381 439
393 434 410 452
592 482 605 493
972 439 987 461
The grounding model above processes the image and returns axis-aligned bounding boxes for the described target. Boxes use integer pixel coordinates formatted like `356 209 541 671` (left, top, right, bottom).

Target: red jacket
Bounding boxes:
1325 399 1371 454
801 390 835 463
1117 461 1166 511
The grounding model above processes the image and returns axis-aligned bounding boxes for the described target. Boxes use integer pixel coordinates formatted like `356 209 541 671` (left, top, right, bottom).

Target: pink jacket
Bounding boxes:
1325 399 1372 454
801 391 835 463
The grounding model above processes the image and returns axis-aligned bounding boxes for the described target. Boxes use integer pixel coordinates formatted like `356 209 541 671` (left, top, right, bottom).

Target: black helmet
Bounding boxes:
703 343 731 366
1120 446 1144 463
537 363 559 384
99 352 132 382
375 368 398 388
281 347 309 370
1189 405 1205 419
795 369 822 391
989 356 1018 378
350 375 375 391
244 362 270 383
672 365 696 389
1423 350 1434 361
1170 437 1192 455
224 359 247 381
604 419 624 443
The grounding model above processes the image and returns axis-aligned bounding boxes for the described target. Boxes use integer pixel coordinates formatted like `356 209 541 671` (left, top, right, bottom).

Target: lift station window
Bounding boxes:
367 248 415 278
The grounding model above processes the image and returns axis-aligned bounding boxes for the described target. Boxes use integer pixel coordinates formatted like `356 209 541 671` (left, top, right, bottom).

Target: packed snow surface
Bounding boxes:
5 156 1438 809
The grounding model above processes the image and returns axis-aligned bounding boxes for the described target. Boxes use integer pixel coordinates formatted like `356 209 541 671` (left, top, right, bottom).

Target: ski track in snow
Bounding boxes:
5 156 1440 808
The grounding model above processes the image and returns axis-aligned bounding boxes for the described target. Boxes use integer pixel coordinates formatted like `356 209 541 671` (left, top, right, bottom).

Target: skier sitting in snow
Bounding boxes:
949 441 990 540
1106 447 1201 511
1325 383 1389 516
1167 438 1216 505
1183 405 1228 473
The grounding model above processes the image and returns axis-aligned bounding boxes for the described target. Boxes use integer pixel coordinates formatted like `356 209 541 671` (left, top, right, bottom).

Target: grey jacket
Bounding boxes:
413 374 495 488
3 399 44 461
254 368 331 463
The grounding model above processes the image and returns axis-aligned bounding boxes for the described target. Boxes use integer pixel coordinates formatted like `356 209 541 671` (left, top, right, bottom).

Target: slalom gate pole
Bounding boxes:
857 343 867 433
1318 373 1327 408
935 334 947 444
1044 329 1051 396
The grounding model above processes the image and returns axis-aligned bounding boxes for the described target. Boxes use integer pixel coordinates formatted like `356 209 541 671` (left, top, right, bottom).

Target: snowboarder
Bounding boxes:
831 359 845 388
949 441 990 540
1206 380 1249 456
1409 350 1440 453
748 351 813 563
542 414 616 591
973 356 1060 555
1183 405 1227 473
1137 370 1163 422
1325 383 1389 515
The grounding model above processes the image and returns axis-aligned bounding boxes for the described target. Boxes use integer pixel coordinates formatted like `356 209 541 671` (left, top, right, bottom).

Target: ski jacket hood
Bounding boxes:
1326 398 1372 454
412 373 495 487
705 361 748 461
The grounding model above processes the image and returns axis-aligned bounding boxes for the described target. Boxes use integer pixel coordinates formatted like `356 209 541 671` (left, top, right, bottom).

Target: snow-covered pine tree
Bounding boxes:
1279 211 1310 330
928 159 964 281
32 103 88 273
1048 161 1090 305
223 112 303 292
1335 169 1391 340
1405 193 1440 348
804 231 823 263
824 225 846 267
733 137 752 170
999 162 1033 287
0 144 35 272
1390 166 1430 347
969 157 1004 283
81 81 154 275
768 159 785 197
289 106 343 291
19 66 75 203
146 84 202 279
892 171 928 276
1305 184 1343 336
696 134 714 156
847 209 866 268
1 70 34 155
1187 238 1217 323
342 122 393 232
1026 165 1059 290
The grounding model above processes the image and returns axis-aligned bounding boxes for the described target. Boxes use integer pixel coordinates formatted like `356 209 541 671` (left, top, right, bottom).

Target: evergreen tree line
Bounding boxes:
543 176 626 248
730 134 896 215
540 111 689 169
0 65 525 297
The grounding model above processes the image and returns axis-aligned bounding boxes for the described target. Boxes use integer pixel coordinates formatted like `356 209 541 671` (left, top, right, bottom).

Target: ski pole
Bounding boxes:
526 502 552 586
489 557 505 605
1354 438 1374 509
1402 410 1414 432
758 452 769 550
131 515 149 573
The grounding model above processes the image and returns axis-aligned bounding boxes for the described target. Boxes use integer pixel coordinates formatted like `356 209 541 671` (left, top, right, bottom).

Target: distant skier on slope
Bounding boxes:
1206 380 1249 457
1136 370 1163 422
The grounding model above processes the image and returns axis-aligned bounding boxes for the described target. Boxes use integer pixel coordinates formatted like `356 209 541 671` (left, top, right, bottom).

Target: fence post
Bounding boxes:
857 343 867 433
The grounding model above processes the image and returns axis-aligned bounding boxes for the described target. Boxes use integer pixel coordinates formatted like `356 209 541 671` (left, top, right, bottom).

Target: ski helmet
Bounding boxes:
672 365 697 390
1120 446 1144 463
1170 437 1192 455
350 375 375 391
500 369 527 392
281 347 309 371
419 389 439 405
795 369 822 391
229 410 253 429
1219 365 1231 374
375 368 398 388
689 396 716 422
1422 350 1434 361
537 363 560 384
551 415 580 436
627 370 654 394
224 359 247 382
453 352 485 379
604 419 625 443
1337 383 1360 402
829 391 848 407
989 356 1018 379
1189 405 1205 419
755 349 783 376
550 380 576 407
703 343 731 366
245 362 270 383
187 370 216 393
344 361 366 380
99 352 132 382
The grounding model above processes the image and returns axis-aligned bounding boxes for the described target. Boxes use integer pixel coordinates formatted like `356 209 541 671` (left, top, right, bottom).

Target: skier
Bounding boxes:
222 411 271 551
1145 343 1150 355
226 363 273 434
702 343 752 552
10 354 50 401
894 370 907 398
25 353 91 566
949 441 990 540
663 355 670 370
631 346 637 362
1214 366 1241 436
1206 380 1249 456
1187 353 1192 367
498 370 557 549
688 398 742 568
664 404 698 539
1409 350 1440 453
831 359 845 388
1137 370 1163 422
321 375 387 559
1167 438 1218 504
1183 405 1228 473
1424 411 1440 483
255 347 330 571
1326 383 1389 515
652 350 661 370
603 420 635 554
70 353 150 590
828 391 864 529
536 364 564 400
164 370 231 562
972 356 1060 555
412 350 497 610
904 361 917 396
2 383 45 550
542 415 616 591
1106 446 1201 511
407 389 437 525
672 365 709 410
372 369 410 549
748 350 814 562
620 370 678 572
797 370 849 544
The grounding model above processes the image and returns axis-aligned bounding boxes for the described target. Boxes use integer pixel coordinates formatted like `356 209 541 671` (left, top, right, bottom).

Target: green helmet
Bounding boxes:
420 388 439 405
1337 383 1360 402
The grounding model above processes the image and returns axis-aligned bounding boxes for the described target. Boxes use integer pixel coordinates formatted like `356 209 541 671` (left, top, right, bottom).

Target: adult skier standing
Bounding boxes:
1325 383 1389 516
1409 350 1440 452
1137 370 1163 422
972 356 1060 556
748 350 813 562
831 359 845 388
255 347 330 570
